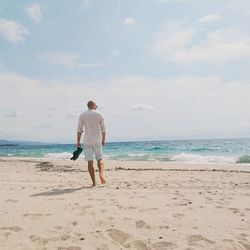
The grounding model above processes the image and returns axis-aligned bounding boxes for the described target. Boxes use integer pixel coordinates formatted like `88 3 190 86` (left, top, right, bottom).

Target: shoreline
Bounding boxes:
1 156 250 172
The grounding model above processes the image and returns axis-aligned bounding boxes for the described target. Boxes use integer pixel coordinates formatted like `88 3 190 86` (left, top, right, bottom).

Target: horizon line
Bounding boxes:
1 137 250 145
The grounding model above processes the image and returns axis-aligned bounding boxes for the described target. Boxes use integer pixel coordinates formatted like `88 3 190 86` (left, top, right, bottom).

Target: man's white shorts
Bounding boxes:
84 143 103 161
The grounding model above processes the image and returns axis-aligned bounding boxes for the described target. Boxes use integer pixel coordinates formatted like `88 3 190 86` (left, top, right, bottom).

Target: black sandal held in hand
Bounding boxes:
70 147 83 160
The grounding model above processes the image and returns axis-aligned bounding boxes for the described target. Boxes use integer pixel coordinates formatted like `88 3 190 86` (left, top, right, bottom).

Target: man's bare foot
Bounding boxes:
100 176 106 184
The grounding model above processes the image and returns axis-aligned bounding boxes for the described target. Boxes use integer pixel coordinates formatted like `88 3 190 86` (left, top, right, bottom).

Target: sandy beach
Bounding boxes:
0 157 250 250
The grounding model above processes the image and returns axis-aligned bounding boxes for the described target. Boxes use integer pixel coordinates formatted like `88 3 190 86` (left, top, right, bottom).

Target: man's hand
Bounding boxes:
101 132 106 146
76 142 81 148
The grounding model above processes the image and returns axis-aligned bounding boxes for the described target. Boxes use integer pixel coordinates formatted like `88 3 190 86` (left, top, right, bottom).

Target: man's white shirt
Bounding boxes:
77 109 106 145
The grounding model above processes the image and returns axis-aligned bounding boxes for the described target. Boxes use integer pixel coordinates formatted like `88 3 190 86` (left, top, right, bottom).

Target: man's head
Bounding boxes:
87 100 97 110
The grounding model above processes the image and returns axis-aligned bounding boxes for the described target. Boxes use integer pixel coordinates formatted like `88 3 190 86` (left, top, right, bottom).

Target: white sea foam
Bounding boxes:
44 152 84 159
128 153 146 157
43 151 240 164
170 153 237 164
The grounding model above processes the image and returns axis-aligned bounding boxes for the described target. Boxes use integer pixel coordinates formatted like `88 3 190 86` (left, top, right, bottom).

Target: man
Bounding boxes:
76 100 106 187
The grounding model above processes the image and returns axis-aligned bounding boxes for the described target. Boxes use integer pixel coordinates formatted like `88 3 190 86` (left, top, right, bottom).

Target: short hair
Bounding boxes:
87 100 95 108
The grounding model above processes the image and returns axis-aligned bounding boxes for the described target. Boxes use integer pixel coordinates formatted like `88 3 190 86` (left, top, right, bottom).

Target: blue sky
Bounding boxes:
0 0 250 143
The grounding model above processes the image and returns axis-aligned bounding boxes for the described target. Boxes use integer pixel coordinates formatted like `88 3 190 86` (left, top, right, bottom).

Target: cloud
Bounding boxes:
35 124 53 129
157 0 190 3
198 14 221 23
110 49 122 57
25 3 42 24
131 104 154 111
0 18 29 44
0 73 249 142
151 22 194 54
150 23 250 64
5 110 17 118
38 51 103 68
123 17 136 26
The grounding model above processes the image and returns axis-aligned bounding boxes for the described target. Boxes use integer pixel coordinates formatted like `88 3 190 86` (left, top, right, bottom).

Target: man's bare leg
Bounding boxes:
97 160 106 184
88 161 96 186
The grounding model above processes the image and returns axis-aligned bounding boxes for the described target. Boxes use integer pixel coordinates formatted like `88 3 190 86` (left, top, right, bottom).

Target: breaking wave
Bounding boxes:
237 155 250 163
42 151 250 165
44 152 84 159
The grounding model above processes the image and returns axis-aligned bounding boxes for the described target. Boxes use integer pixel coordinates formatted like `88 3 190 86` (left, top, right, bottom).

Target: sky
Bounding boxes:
0 0 250 143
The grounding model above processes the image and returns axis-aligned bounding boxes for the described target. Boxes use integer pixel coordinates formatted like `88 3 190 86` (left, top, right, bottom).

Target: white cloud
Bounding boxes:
38 51 103 68
198 14 221 23
123 17 136 26
0 73 250 142
110 49 122 57
5 110 17 118
150 23 250 64
77 63 103 67
151 23 194 54
131 104 154 111
157 0 190 3
0 19 29 44
25 3 42 24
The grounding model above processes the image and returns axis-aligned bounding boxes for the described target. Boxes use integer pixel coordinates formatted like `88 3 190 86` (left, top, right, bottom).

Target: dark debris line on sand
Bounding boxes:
32 161 250 175
35 162 82 173
115 167 250 174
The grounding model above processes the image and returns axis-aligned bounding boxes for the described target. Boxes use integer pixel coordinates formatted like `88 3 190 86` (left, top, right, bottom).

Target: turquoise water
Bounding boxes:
1 138 250 164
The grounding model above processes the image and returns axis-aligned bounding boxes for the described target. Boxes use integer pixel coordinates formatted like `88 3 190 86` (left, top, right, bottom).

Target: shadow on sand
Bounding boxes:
30 186 93 197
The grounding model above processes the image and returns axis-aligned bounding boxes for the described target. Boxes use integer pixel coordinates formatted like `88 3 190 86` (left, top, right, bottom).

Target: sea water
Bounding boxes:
1 138 250 164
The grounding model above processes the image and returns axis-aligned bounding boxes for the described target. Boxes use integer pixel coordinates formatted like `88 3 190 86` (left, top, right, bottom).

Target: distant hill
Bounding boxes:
0 140 46 146
0 140 18 146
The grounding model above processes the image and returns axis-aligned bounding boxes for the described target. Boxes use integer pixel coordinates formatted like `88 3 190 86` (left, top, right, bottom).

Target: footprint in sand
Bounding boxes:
221 239 250 250
23 213 51 220
187 234 215 245
106 228 150 249
152 241 177 249
30 234 71 245
136 220 151 229
124 240 150 250
106 216 114 221
0 226 23 232
29 235 48 245
47 197 64 200
5 199 18 202
0 231 11 241
57 247 81 250
106 228 132 245
175 202 188 206
241 243 250 250
216 206 223 209
0 227 21 242
159 225 170 229
172 213 185 219
96 244 109 250
228 207 240 214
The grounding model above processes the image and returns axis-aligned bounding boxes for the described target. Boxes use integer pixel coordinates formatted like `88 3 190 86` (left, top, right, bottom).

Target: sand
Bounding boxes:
0 157 250 250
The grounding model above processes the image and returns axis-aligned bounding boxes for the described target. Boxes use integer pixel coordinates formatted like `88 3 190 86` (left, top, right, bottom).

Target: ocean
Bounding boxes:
1 138 250 164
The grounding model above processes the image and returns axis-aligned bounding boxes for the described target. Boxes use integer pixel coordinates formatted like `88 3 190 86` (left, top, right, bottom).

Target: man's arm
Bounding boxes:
76 131 82 148
101 132 106 145
100 115 106 145
76 115 84 147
